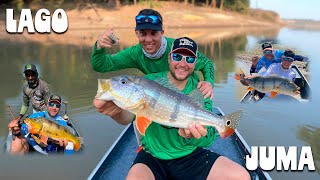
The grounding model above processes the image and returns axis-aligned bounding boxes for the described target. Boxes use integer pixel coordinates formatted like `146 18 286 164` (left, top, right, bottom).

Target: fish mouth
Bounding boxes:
96 79 111 97
220 126 235 139
98 79 111 91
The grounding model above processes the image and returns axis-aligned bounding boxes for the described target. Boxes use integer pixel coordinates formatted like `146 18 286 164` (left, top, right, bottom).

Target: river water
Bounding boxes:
0 27 319 180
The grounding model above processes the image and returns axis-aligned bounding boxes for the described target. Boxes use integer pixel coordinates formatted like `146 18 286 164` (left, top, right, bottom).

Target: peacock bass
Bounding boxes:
95 76 241 139
24 117 82 151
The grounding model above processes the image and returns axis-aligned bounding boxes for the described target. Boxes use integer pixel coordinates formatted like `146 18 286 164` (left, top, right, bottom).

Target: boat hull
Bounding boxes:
88 107 271 180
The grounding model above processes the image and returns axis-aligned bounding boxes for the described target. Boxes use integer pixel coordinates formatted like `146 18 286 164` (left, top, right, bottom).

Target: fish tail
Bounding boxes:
73 137 83 151
234 68 245 81
220 110 242 139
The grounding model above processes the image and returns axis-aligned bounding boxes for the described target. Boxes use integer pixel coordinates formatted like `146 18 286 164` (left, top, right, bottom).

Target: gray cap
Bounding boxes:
24 64 38 73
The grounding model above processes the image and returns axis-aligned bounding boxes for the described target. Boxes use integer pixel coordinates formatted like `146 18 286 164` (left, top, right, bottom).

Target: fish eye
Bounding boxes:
119 78 127 85
226 120 231 126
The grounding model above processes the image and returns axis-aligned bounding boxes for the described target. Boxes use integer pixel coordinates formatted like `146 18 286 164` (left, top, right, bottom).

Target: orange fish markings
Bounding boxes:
235 68 300 98
24 117 82 151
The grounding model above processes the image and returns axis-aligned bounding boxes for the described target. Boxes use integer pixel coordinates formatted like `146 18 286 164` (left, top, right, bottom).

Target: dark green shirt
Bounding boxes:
141 72 219 160
91 37 215 86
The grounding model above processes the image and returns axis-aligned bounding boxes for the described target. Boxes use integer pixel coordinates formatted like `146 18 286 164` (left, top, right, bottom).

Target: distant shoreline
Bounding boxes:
0 2 283 47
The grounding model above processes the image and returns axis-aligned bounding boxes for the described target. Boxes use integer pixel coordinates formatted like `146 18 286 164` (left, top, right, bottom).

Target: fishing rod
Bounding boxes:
7 106 21 140
63 101 69 121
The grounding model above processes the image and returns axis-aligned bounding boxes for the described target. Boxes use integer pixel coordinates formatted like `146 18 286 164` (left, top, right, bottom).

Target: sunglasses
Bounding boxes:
283 57 294 62
25 72 36 77
136 15 162 24
171 53 197 64
263 50 273 55
48 102 61 108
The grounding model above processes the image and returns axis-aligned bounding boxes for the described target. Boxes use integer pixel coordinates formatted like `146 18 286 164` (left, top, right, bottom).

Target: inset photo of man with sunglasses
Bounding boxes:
236 42 311 103
250 42 309 74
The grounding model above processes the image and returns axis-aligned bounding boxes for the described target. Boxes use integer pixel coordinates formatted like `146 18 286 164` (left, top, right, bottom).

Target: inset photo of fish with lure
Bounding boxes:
5 90 84 155
235 45 311 103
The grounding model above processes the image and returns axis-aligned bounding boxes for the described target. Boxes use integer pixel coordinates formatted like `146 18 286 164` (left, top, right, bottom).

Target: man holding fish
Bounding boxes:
95 37 249 179
8 95 80 155
236 49 300 98
250 42 308 74
263 49 296 81
91 9 214 120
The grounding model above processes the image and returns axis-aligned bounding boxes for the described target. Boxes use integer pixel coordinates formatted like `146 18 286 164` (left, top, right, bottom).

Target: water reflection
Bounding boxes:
297 124 320 174
0 32 250 142
1 27 318 179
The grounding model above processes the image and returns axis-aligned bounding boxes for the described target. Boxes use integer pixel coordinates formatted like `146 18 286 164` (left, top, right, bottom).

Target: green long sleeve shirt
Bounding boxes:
140 72 219 160
91 37 214 86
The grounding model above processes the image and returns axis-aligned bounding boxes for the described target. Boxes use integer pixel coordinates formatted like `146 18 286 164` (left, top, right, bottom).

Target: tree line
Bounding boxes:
1 0 250 13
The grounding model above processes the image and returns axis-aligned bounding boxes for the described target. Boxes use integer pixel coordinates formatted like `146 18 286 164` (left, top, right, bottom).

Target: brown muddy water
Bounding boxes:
0 27 319 180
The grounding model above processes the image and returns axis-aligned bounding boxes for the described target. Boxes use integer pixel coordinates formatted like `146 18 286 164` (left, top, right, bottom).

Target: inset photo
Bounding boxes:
235 42 311 103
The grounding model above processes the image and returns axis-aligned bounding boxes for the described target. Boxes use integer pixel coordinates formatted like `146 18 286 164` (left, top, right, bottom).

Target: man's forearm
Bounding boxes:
201 60 215 87
19 104 28 117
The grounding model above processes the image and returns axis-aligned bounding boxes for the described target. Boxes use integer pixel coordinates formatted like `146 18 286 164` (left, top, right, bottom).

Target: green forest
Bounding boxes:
1 0 250 13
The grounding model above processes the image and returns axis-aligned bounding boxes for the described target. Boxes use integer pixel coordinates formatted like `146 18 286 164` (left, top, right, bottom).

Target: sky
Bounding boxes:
250 0 320 21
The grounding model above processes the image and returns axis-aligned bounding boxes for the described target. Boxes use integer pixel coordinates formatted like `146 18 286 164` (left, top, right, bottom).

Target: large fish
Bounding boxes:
235 69 300 98
95 76 241 139
24 118 82 151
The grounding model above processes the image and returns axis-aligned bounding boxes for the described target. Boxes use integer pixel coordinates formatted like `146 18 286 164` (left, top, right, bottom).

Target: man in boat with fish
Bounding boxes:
91 8 215 120
8 95 78 155
237 49 300 99
94 37 250 179
263 49 297 81
250 42 308 74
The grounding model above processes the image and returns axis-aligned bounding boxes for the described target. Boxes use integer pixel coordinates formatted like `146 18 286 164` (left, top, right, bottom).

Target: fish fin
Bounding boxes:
247 86 255 91
270 91 277 98
96 79 112 99
136 116 152 135
188 88 205 107
78 137 84 144
153 77 183 94
234 73 241 80
31 134 47 147
74 137 83 151
220 126 235 139
234 68 245 80
98 79 110 91
235 68 244 75
40 135 48 145
138 101 148 110
251 73 261 78
220 110 242 139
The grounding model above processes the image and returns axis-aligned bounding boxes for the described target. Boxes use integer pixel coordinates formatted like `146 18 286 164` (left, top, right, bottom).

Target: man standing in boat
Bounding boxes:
91 9 215 121
10 64 50 125
94 37 250 179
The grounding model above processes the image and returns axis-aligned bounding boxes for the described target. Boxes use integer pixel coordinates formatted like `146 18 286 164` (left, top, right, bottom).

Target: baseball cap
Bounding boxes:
24 64 38 73
49 95 61 104
283 49 295 59
171 37 198 57
135 9 163 31
261 42 273 51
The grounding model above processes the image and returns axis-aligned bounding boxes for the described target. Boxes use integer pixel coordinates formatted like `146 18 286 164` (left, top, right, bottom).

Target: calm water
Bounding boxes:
0 28 319 180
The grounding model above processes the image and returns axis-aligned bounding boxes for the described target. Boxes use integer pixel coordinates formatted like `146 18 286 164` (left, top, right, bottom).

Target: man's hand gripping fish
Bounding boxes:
24 118 82 151
95 76 241 139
